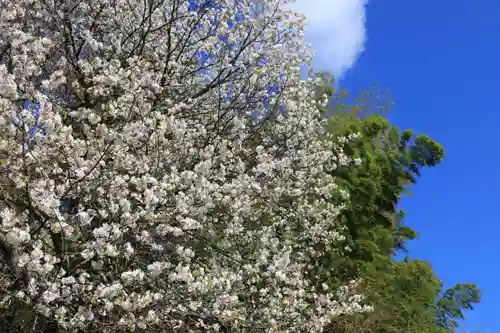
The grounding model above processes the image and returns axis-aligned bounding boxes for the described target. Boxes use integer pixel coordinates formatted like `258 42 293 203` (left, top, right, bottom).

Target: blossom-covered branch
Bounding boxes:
0 0 370 332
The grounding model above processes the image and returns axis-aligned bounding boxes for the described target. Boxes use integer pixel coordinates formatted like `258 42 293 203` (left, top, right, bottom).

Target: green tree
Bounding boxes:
307 75 479 333
435 284 482 330
327 259 445 333
317 111 444 286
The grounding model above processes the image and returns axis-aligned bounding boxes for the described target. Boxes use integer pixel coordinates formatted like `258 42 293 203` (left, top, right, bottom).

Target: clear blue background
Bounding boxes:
340 1 499 331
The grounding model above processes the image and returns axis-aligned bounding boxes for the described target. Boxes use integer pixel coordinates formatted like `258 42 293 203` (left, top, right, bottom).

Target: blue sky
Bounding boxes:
294 0 500 331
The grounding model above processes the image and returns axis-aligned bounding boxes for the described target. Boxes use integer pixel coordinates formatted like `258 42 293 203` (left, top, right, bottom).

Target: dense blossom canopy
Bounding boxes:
0 0 371 332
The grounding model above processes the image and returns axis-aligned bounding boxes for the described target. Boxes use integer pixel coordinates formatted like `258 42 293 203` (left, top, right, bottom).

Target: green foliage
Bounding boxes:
326 260 445 333
435 284 482 330
308 74 480 333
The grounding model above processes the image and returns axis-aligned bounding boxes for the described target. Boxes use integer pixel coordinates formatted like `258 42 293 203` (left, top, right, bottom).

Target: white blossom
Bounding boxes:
0 0 369 332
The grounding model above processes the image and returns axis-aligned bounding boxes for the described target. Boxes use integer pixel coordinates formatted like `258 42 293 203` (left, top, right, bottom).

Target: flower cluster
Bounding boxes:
0 0 371 332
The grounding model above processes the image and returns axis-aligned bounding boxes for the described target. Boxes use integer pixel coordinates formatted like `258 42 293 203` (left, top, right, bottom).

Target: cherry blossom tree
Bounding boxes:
0 0 371 332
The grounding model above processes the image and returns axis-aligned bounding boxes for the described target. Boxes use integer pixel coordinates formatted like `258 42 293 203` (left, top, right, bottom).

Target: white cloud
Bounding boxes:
288 0 368 77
